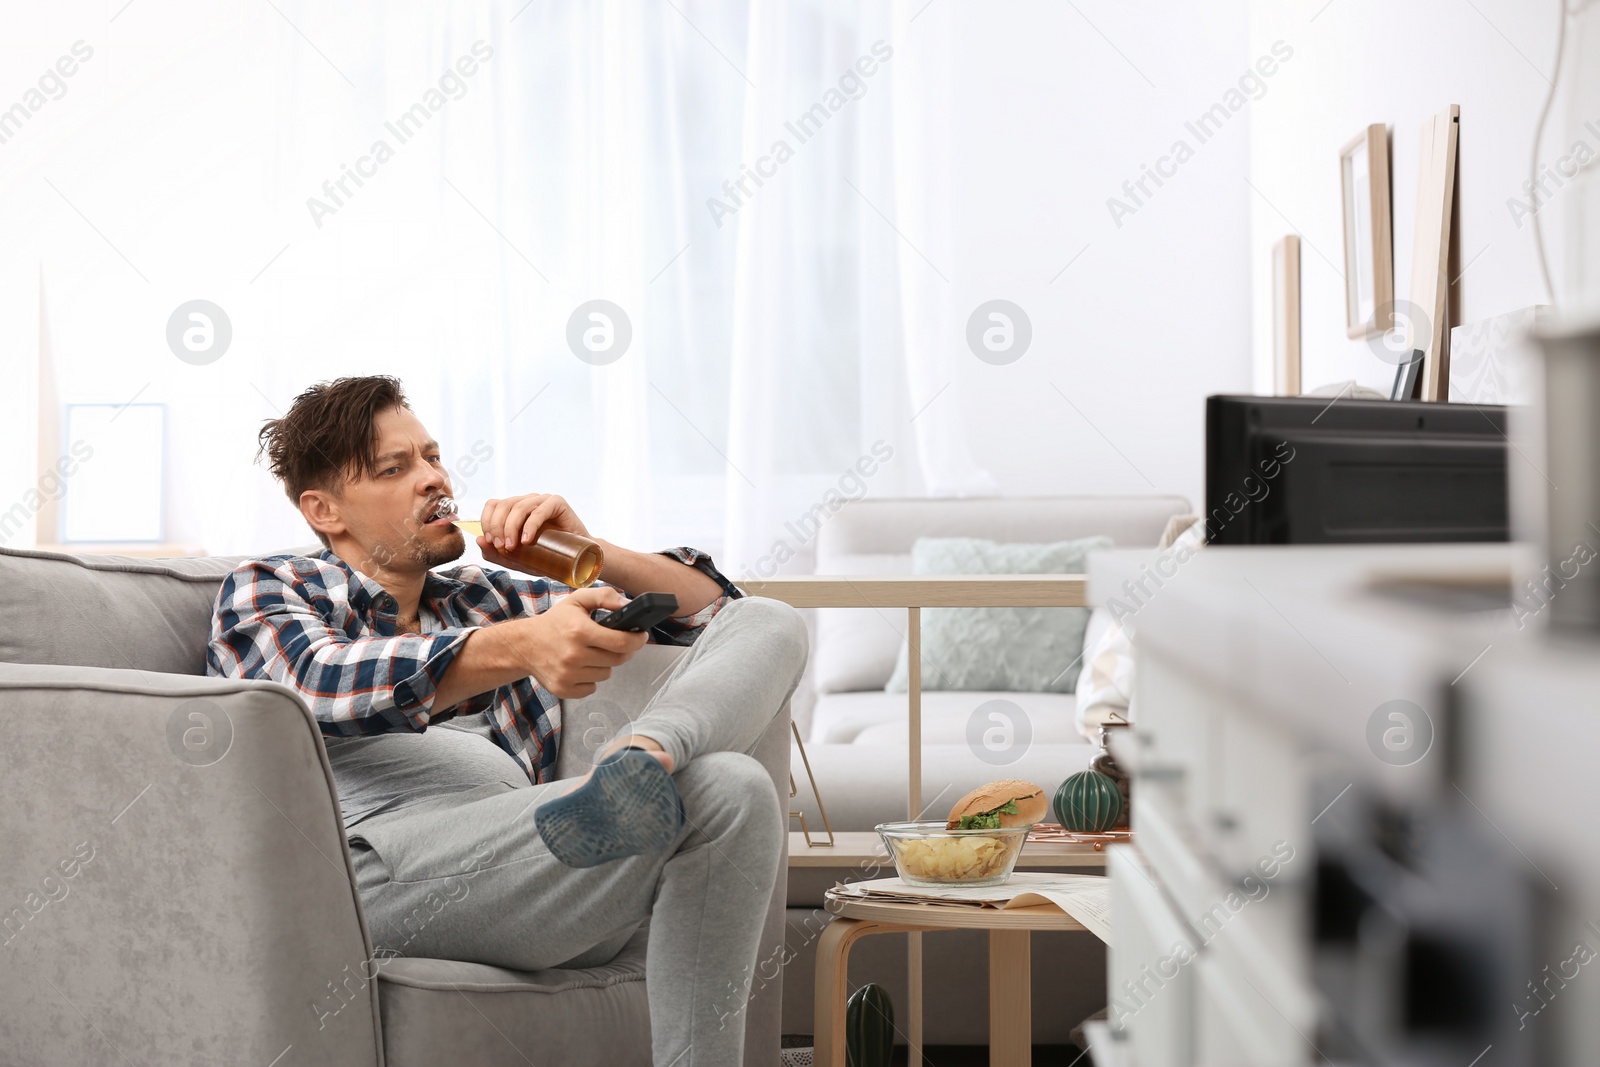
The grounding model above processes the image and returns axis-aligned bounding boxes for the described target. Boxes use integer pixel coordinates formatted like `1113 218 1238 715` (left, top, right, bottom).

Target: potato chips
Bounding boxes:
890 833 1019 883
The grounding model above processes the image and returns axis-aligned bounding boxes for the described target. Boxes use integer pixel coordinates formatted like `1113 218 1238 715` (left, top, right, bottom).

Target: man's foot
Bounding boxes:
557 735 674 797
608 735 675 773
535 748 685 868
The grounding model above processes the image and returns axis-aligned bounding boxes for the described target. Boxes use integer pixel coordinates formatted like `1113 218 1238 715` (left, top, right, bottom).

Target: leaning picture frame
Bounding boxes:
1340 123 1392 339
1272 235 1301 396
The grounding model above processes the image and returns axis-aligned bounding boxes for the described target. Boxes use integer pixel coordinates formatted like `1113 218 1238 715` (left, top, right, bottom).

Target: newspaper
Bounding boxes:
828 872 1111 944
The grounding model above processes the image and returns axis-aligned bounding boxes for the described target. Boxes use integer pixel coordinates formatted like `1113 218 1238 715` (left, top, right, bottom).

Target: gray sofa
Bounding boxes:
0 544 791 1067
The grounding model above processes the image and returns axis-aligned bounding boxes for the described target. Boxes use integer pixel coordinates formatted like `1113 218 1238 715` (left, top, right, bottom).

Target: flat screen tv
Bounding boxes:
1205 395 1510 545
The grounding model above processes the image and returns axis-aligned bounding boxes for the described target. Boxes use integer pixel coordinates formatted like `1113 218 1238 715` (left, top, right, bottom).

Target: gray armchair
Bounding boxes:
0 544 790 1067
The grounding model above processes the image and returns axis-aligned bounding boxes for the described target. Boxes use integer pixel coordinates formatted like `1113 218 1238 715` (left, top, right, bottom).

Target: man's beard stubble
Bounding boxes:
418 527 466 568
366 525 465 574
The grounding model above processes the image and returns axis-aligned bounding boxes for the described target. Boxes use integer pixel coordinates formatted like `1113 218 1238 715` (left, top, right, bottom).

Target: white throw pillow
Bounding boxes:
1074 515 1204 741
1073 612 1135 741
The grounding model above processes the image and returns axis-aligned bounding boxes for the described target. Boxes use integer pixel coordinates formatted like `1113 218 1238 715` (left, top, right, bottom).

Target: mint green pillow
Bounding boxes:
885 535 1112 694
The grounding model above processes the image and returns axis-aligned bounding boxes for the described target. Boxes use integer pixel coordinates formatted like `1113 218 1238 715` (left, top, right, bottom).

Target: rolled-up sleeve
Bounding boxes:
207 559 485 736
475 545 741 645
646 547 743 644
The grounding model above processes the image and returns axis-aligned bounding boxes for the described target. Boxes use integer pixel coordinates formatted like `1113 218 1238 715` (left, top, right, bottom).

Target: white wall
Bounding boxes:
41 2 1584 548
946 0 1254 512
1247 0 1598 397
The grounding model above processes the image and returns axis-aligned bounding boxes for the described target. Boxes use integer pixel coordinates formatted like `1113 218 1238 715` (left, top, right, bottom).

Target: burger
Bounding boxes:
945 779 1048 830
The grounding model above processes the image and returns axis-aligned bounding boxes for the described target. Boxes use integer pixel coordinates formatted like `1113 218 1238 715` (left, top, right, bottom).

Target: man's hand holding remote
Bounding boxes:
432 586 648 708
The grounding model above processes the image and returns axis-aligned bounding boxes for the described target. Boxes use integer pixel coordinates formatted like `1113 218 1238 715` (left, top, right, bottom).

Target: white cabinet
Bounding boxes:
1107 845 1195 1067
1088 544 1596 1067
1109 648 1315 1066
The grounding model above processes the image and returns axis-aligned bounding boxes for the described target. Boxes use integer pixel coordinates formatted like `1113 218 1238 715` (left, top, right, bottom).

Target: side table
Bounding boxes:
742 574 1089 1063
814 886 1086 1067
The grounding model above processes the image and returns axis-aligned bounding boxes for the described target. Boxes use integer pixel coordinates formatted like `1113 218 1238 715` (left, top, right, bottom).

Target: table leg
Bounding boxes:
815 918 889 1067
908 604 921 821
907 605 922 1066
908 930 923 1067
989 929 1032 1067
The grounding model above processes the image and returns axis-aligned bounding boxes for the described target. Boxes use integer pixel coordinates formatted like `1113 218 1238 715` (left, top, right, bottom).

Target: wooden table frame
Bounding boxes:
787 831 1108 871
734 575 1088 1065
814 897 1086 1067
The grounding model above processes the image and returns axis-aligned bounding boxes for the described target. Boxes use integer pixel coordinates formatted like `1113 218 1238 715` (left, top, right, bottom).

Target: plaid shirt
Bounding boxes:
205 546 742 785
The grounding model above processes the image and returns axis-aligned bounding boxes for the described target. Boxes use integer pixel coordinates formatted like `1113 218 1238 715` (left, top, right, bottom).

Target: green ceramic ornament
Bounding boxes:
1054 769 1124 832
846 982 894 1067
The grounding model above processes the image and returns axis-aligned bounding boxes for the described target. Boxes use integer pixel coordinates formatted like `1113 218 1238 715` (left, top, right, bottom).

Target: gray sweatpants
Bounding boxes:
346 596 809 1067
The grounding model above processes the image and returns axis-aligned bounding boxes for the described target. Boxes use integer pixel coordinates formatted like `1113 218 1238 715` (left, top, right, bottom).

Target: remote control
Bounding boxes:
590 591 680 632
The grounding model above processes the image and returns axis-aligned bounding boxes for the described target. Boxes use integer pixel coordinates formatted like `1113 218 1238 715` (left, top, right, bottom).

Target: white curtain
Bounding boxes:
879 0 1000 501
21 0 994 565
719 0 998 577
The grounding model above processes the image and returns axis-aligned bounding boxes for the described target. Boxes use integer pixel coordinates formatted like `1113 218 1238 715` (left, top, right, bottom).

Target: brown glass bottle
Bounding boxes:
452 520 604 587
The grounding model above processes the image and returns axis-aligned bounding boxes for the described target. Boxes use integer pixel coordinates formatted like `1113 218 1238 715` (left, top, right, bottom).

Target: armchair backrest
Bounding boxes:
0 545 297 675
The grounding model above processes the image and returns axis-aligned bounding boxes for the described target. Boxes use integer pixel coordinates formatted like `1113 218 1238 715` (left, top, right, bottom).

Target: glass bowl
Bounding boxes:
875 821 1030 888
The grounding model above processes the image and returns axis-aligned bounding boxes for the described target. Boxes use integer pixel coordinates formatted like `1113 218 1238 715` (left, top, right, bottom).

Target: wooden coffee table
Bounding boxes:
813 883 1086 1067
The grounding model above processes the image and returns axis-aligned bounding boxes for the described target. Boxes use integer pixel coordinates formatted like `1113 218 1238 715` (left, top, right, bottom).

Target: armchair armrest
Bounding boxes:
554 645 691 779
0 662 381 1067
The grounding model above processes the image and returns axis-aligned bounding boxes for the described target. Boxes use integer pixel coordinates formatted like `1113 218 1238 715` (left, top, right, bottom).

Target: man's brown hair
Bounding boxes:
257 375 411 549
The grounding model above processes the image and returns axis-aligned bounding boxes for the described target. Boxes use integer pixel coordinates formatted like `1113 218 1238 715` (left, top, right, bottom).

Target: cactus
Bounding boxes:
1054 769 1124 832
845 982 894 1067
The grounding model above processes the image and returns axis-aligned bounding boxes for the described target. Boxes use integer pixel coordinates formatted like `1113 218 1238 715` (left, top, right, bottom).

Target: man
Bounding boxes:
206 375 807 1067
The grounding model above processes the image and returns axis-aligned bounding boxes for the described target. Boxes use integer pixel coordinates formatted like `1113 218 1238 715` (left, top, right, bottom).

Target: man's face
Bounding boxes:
313 405 465 574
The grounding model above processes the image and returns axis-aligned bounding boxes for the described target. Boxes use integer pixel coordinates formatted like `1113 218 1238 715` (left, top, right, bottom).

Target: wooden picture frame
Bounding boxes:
1272 235 1301 395
1411 104 1460 402
1339 123 1392 339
